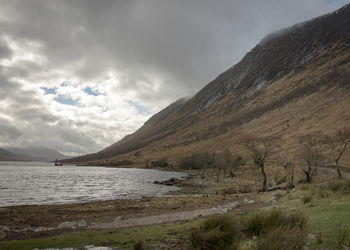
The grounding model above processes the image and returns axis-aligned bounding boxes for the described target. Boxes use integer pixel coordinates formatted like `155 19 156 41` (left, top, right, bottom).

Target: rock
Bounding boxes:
22 227 34 232
0 230 5 239
78 219 87 227
229 202 240 208
57 221 77 229
0 226 10 232
269 196 278 203
243 198 255 204
34 227 46 232
211 207 217 211
153 178 181 186
221 208 228 212
308 233 316 240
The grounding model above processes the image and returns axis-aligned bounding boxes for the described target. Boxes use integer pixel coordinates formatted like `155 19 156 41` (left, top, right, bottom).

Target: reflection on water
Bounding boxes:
0 161 187 207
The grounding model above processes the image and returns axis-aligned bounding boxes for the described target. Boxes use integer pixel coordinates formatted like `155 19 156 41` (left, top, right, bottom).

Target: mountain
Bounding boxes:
66 4 350 166
0 148 23 161
1 147 71 162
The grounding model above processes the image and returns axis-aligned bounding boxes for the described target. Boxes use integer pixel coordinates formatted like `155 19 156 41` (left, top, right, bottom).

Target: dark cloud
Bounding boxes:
0 0 348 154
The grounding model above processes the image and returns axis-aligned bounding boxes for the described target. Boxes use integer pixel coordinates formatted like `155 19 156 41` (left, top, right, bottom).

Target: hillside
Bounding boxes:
66 4 350 167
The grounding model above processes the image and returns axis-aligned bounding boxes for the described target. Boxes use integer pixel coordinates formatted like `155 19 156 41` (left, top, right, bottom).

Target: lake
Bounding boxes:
0 161 187 207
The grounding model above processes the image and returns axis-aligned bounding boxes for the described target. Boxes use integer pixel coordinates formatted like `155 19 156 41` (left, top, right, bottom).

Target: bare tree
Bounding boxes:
299 135 322 183
228 156 246 178
324 129 350 179
246 137 278 192
214 149 233 182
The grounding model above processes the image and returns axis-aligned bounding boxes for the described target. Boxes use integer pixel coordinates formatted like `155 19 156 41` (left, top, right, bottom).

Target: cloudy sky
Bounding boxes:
0 0 348 156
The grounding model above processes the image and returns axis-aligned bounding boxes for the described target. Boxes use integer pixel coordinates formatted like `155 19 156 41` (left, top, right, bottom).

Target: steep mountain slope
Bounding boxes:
67 4 350 166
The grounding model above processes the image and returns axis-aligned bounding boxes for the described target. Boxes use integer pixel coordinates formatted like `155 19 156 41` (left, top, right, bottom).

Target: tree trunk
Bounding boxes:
288 164 295 189
336 160 342 179
303 169 311 183
216 169 221 182
260 164 267 192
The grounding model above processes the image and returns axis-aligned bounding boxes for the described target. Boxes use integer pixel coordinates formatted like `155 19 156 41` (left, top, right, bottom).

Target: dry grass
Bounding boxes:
190 215 240 250
245 209 307 236
329 225 350 250
327 179 350 194
257 226 307 250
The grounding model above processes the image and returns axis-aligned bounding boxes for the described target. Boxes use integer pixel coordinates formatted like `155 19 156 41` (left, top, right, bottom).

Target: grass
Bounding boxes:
327 179 350 194
257 226 306 250
190 215 239 250
0 220 202 250
302 193 313 204
273 180 350 249
329 224 350 250
245 209 307 236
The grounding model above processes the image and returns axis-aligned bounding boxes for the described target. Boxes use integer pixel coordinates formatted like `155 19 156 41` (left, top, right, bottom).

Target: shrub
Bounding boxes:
150 159 168 168
245 209 307 236
257 226 307 250
329 225 350 250
311 186 329 199
178 152 216 170
133 240 145 250
302 193 313 204
190 215 239 250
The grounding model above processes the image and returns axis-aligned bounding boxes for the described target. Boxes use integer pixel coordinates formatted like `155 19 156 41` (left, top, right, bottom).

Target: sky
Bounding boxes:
0 0 349 156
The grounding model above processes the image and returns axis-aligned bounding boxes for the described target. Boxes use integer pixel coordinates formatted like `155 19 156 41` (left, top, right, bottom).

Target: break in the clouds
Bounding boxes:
0 0 348 155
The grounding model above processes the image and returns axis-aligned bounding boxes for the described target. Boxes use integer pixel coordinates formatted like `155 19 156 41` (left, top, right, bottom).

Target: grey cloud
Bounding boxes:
0 36 12 59
0 118 23 140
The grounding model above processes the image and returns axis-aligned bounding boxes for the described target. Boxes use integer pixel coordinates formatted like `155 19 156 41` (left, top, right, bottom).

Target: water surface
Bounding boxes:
0 161 187 207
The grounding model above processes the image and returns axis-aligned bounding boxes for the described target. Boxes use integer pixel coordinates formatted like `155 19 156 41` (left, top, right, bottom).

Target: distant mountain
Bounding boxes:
0 148 23 161
66 4 350 167
1 147 71 162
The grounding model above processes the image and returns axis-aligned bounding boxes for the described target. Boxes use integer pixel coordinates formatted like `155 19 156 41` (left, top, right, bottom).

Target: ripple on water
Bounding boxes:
0 161 187 207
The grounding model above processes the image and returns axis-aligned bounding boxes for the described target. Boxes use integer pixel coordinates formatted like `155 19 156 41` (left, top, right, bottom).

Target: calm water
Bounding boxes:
0 161 187 207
